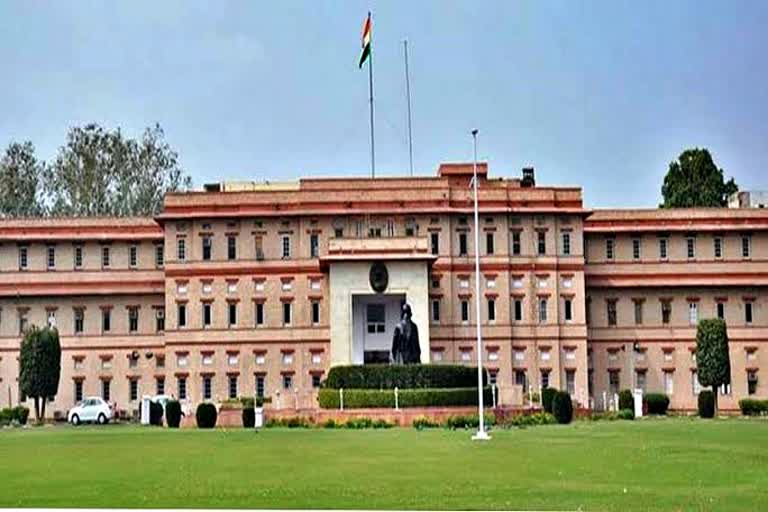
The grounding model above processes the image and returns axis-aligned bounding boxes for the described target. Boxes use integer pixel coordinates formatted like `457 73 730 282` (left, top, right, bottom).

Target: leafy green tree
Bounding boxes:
696 318 731 414
661 148 737 208
19 326 61 422
44 123 191 216
0 141 46 217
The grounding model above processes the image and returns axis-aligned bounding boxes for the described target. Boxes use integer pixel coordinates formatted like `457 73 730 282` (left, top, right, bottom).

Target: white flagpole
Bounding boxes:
403 39 414 176
368 13 375 178
471 128 490 441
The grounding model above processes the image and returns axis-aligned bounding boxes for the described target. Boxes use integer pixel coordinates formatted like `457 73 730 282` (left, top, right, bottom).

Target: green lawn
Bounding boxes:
1 418 766 510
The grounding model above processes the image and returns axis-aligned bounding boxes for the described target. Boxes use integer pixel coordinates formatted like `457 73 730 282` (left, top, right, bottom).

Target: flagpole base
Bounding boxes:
471 430 491 441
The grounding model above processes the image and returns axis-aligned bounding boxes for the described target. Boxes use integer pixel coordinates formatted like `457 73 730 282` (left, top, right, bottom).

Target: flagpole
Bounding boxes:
368 14 375 179
403 39 414 177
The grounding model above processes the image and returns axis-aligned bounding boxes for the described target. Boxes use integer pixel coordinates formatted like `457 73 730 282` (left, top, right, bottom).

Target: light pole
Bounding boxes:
471 129 490 441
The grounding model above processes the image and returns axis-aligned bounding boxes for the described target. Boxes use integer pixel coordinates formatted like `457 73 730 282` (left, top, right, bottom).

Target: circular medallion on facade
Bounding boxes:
369 262 389 293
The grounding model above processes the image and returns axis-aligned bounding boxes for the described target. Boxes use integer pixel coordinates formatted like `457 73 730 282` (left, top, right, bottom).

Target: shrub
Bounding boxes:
239 397 255 408
738 398 768 416
541 387 558 414
618 389 634 411
444 413 496 430
242 407 255 428
552 391 573 424
149 401 164 426
196 403 217 429
372 419 394 429
413 416 441 429
266 416 311 428
617 408 635 420
505 412 557 428
644 393 670 415
698 390 716 418
165 400 182 428
15 406 30 425
323 364 486 389
344 417 374 429
322 419 339 429
317 387 493 409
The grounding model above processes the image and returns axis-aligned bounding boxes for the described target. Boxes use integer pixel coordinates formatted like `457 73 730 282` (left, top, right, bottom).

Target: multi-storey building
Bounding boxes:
0 162 764 417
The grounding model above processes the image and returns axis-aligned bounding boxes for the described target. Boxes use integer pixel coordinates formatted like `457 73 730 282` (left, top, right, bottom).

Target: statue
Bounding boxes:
391 303 421 364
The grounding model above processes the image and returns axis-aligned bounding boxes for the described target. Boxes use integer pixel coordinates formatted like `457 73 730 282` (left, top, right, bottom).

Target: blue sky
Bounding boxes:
1 0 766 207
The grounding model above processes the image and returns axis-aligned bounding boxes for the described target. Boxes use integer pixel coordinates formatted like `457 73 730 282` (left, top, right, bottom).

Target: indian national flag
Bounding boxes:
358 13 372 68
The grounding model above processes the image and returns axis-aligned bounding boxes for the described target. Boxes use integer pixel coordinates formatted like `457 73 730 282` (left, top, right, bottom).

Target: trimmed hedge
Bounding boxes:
165 400 182 428
541 387 558 414
617 408 635 420
242 407 255 428
644 393 670 415
739 398 768 416
149 401 164 426
0 406 30 426
318 387 493 409
698 390 716 418
323 364 486 390
444 413 496 430
196 403 217 429
618 389 634 411
552 391 573 424
504 412 557 428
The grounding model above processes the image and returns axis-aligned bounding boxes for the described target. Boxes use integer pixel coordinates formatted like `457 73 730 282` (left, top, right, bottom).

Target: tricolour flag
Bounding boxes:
358 13 372 68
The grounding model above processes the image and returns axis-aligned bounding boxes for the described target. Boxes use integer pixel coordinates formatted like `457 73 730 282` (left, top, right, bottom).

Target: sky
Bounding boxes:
1 0 766 208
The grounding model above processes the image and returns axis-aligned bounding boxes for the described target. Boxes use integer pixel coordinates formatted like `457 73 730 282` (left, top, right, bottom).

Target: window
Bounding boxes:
18 246 28 270
310 279 321 291
632 238 641 260
101 309 111 332
605 238 615 260
254 236 264 260
634 300 643 325
311 301 320 324
311 352 322 364
156 377 165 396
74 309 84 334
281 280 292 292
659 238 668 260
177 304 187 328
663 371 674 395
540 349 551 362
538 298 548 323
47 245 56 269
515 370 527 389
156 356 165 369
691 370 702 395
564 298 573 322
282 374 293 390
742 235 751 258
366 304 385 333
537 231 546 255
74 381 84 403
661 300 672 325
541 370 551 389
155 244 164 266
178 377 187 400
513 349 525 362
312 374 322 388
686 236 696 259
177 238 186 261
513 299 523 321
128 307 139 333
73 357 84 371
101 246 110 268
202 236 212 261
745 301 753 324
458 232 468 256
460 348 471 362
747 371 758 395
485 232 494 254
228 303 237 327
102 379 111 401
202 303 212 327
430 232 439 255
431 299 440 323
129 244 138 267
717 301 725 320
227 353 239 366
47 310 56 328
461 300 469 323
334 227 343 238
431 350 443 362
256 375 265 397
202 282 213 294
155 308 165 332
512 232 521 255
714 237 723 259
663 350 674 363
281 235 291 259
228 375 238 399
459 278 469 289
607 300 617 326
512 276 523 289
566 370 575 395
282 302 292 325
609 370 620 395
129 379 139 402
74 244 83 269
255 303 265 326
688 302 698 325
487 298 496 322
309 233 319 258
636 371 646 392
227 236 237 260
202 376 212 400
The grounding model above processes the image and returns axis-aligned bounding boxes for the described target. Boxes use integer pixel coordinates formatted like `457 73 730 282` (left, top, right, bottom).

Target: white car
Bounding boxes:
68 397 113 425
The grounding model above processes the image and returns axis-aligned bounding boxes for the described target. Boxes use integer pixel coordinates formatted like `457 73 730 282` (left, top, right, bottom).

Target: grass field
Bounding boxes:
1 418 766 511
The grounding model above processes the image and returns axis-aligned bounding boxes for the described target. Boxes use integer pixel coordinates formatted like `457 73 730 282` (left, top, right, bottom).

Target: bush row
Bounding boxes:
739 398 768 416
644 393 670 415
318 387 493 409
0 406 30 426
323 364 486 390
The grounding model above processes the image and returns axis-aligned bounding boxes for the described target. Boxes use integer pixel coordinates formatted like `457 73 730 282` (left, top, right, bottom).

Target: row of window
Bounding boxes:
12 306 165 335
603 234 752 261
597 369 758 397
597 298 756 327
438 230 572 257
17 243 164 271
431 296 573 324
176 300 321 329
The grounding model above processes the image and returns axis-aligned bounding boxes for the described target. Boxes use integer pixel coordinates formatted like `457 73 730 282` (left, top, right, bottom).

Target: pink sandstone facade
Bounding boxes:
0 162 764 417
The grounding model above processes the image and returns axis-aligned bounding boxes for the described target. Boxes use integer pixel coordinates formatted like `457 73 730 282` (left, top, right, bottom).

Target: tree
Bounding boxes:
661 148 737 208
696 318 731 414
44 123 191 216
19 326 61 422
0 141 46 217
